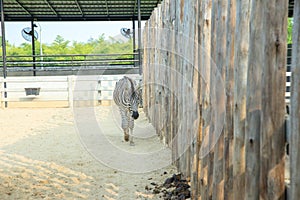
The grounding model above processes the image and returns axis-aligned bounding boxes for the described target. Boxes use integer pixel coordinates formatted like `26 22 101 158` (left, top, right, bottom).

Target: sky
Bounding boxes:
4 21 140 46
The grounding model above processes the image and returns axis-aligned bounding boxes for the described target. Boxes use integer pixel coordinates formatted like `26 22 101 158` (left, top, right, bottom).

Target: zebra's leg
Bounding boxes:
124 129 129 142
129 117 135 146
120 109 129 142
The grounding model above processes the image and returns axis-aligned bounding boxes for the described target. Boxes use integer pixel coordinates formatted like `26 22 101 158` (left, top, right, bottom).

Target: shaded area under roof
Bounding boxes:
1 0 295 21
289 0 294 18
2 0 161 21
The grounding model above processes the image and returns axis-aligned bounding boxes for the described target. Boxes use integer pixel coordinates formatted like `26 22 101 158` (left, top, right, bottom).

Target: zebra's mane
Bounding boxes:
124 76 136 98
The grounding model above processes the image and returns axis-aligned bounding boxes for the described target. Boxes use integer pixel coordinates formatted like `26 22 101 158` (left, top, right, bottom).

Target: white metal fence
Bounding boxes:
0 74 142 108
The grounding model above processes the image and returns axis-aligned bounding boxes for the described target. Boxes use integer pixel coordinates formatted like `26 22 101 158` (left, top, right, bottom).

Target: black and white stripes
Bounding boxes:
113 76 141 145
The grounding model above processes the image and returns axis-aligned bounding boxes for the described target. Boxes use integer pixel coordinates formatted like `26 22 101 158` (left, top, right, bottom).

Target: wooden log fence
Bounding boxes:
142 0 297 199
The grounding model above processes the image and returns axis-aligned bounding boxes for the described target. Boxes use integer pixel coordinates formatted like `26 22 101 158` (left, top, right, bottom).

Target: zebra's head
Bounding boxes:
128 79 142 120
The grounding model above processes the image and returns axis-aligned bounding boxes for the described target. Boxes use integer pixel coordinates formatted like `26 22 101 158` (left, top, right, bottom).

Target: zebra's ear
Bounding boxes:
136 79 143 90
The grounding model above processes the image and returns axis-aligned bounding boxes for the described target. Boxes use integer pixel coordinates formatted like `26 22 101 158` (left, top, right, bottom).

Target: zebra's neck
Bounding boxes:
125 76 136 98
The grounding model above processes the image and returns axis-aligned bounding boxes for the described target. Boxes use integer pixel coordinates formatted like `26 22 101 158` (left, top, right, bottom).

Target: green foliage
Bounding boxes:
287 18 293 44
2 34 133 57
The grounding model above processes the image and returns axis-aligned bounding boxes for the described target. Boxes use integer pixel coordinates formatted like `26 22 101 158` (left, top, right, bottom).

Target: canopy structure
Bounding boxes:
0 0 161 107
1 0 160 21
0 0 160 80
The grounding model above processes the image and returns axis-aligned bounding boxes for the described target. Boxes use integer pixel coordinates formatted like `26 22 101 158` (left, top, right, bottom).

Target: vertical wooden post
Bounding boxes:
232 0 251 199
244 0 263 199
162 0 171 146
143 20 150 118
290 0 300 198
212 0 227 199
199 0 212 199
169 0 178 165
192 0 202 198
207 0 217 198
260 0 288 199
137 0 142 75
224 0 236 199
186 0 195 180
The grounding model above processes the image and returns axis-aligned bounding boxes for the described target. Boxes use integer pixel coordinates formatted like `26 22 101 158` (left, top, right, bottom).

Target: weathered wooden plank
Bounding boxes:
232 0 251 199
169 0 178 164
191 0 202 198
290 0 300 198
212 0 228 199
260 0 288 199
185 0 196 180
149 8 157 128
207 0 218 198
223 0 236 199
199 0 212 199
143 20 150 118
175 0 185 172
244 0 263 199
153 4 161 136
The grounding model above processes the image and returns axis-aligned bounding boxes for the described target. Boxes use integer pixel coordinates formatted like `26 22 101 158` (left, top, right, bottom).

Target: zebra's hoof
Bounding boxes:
124 134 129 142
130 141 135 146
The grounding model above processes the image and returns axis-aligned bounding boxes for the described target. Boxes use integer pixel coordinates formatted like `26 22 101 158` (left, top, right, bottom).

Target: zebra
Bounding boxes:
113 76 141 145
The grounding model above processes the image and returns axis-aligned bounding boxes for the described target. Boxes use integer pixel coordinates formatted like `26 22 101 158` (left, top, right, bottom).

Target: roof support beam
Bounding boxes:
44 0 58 16
105 0 109 18
3 0 160 21
74 0 84 16
15 0 31 16
133 0 137 16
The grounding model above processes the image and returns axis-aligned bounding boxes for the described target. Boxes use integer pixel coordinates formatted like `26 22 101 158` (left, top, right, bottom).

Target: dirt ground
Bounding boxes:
0 105 177 200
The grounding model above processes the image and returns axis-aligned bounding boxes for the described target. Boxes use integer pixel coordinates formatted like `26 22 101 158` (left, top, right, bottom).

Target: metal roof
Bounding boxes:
289 0 294 18
2 0 161 21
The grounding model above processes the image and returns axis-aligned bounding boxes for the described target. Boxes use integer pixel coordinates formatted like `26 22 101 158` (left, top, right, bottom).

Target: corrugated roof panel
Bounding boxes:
2 0 160 21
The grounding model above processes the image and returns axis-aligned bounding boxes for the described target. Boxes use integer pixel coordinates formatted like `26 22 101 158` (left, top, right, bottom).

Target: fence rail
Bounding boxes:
0 53 139 73
0 74 142 108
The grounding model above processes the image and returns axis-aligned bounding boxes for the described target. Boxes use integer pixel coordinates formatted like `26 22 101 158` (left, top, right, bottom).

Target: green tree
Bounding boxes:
45 35 70 55
287 18 293 44
3 34 134 56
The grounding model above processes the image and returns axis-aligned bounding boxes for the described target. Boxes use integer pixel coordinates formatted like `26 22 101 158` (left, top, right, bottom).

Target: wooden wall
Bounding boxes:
142 0 296 199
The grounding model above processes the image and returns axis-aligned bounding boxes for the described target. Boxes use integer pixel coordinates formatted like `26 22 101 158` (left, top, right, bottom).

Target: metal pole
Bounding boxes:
0 0 7 107
137 0 142 75
132 18 137 67
31 20 36 76
38 23 43 69
132 18 136 52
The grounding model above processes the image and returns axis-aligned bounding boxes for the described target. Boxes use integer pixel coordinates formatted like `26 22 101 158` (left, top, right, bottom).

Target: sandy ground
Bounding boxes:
0 105 177 200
